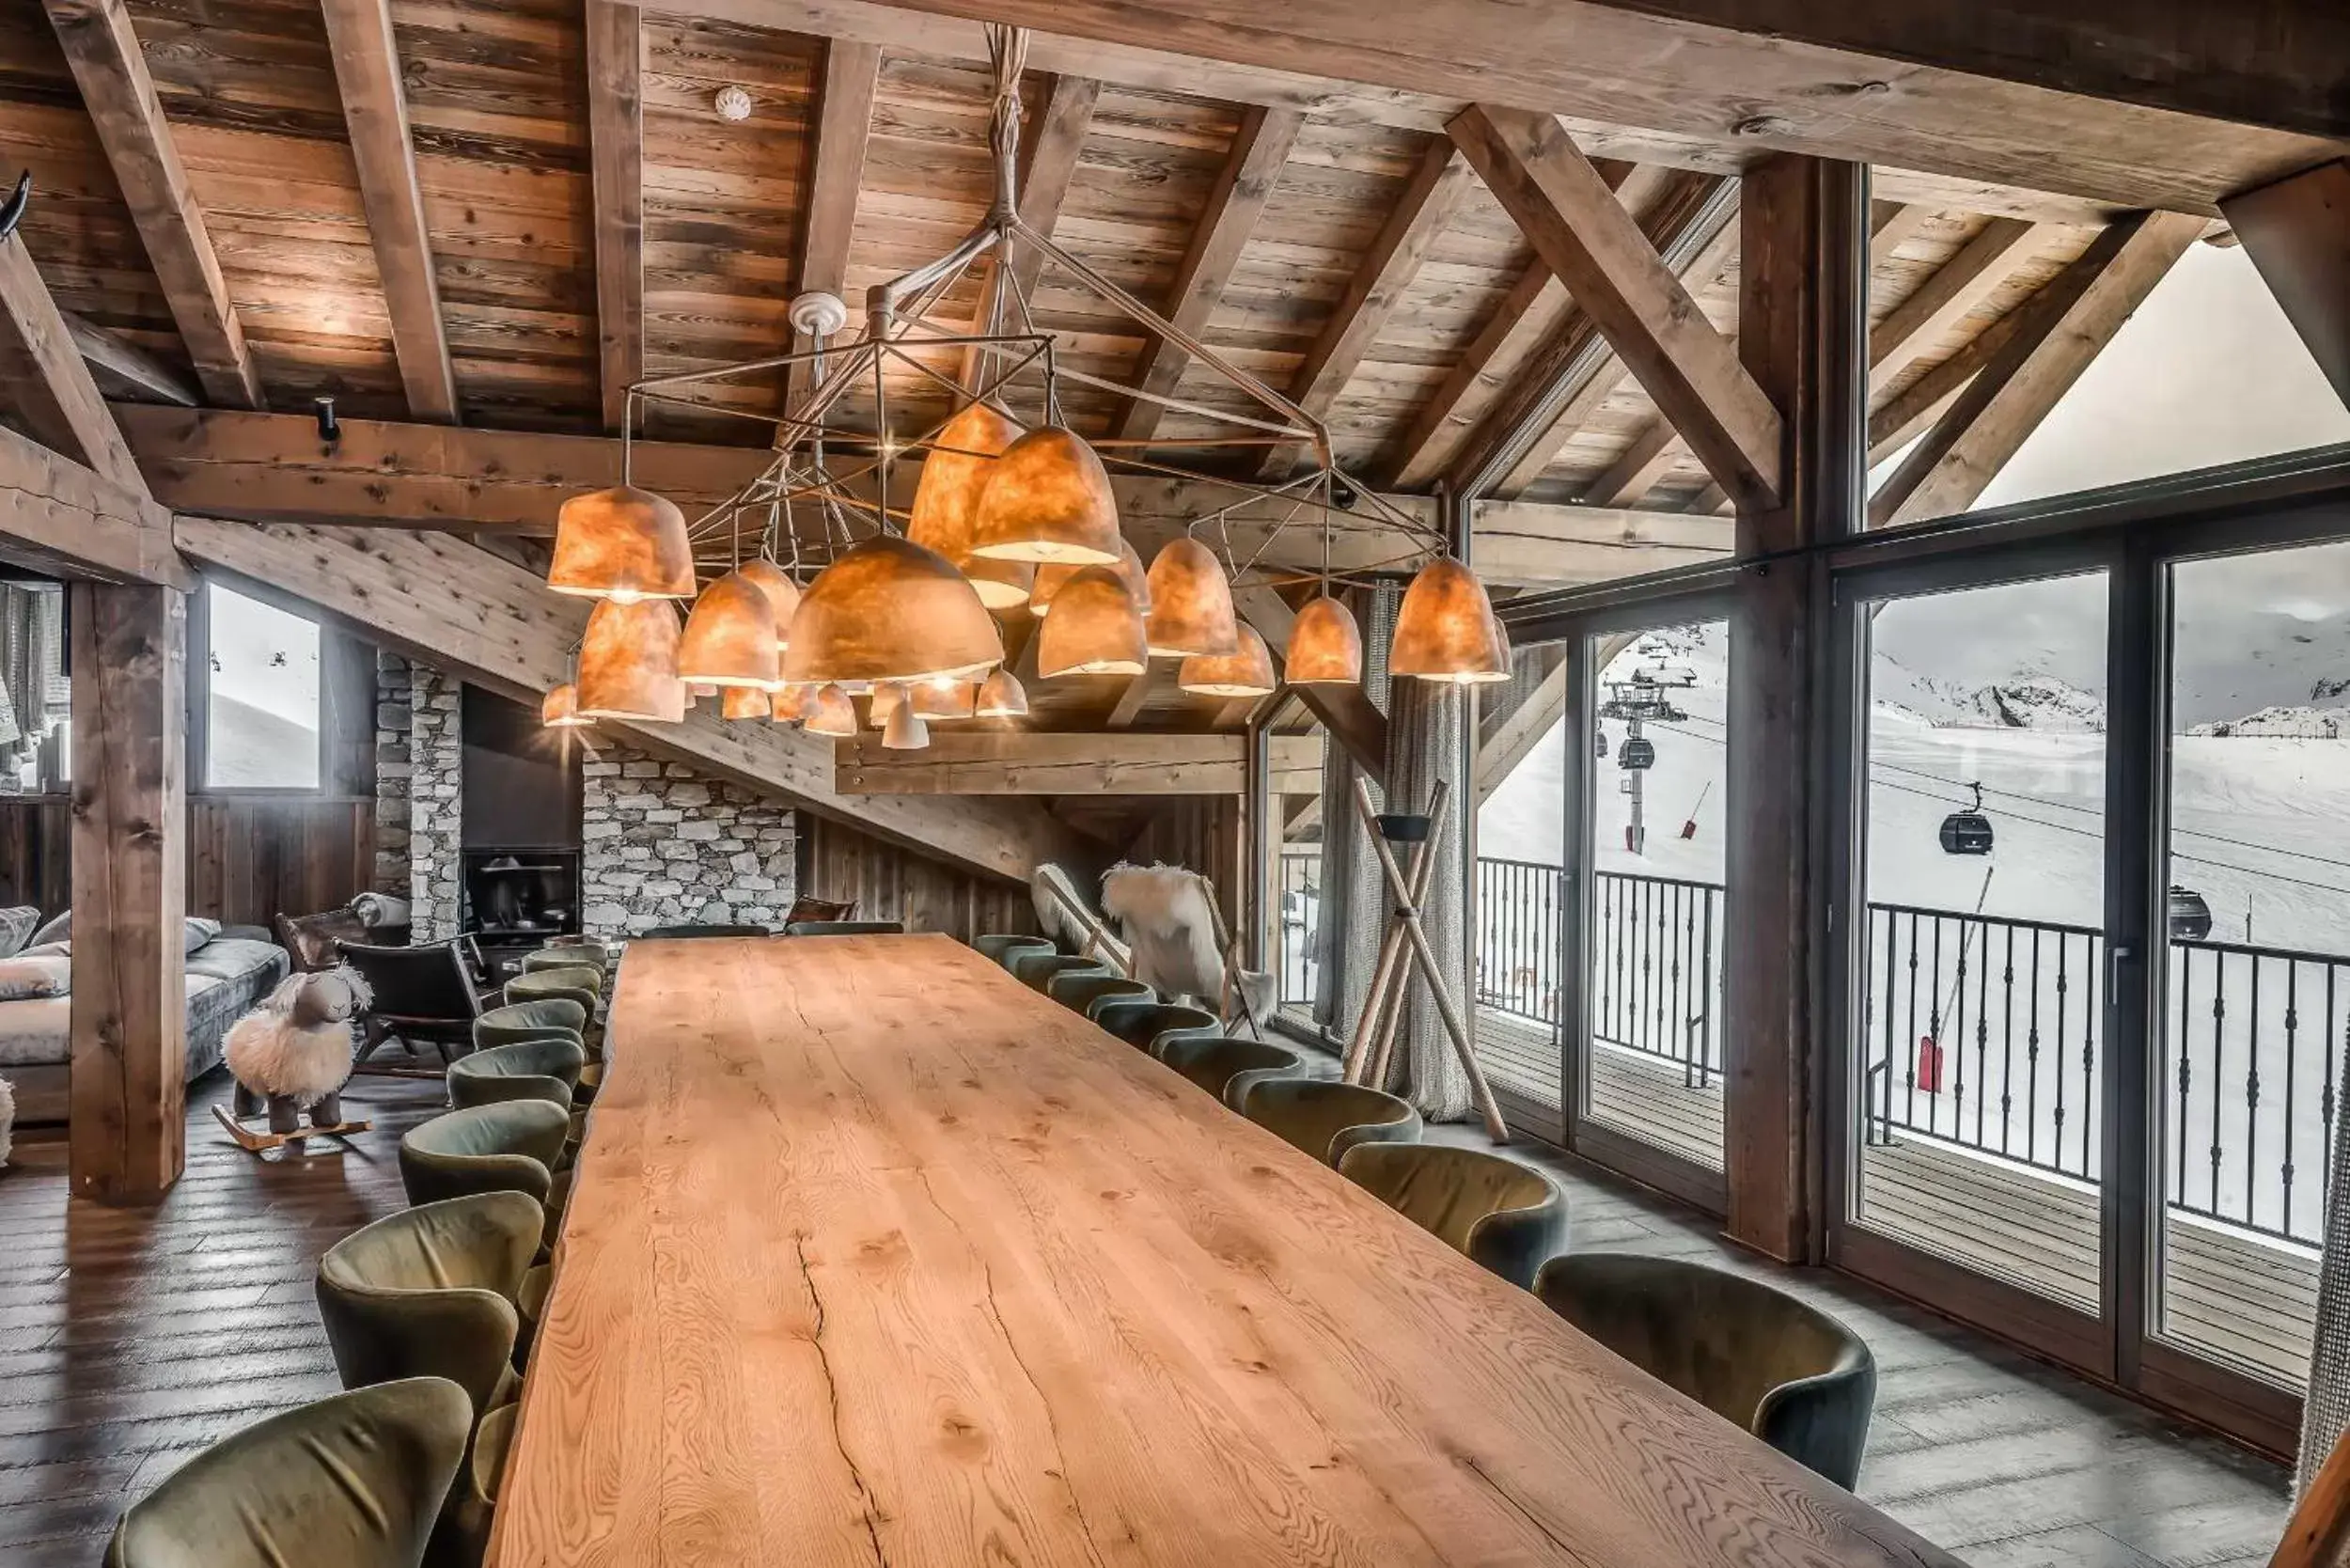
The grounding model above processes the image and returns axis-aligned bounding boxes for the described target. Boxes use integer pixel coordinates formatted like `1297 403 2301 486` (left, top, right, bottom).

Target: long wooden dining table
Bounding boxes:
487 933 1958 1567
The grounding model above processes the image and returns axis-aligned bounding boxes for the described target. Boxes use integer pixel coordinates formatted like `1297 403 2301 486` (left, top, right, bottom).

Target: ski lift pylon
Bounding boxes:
1938 781 1995 855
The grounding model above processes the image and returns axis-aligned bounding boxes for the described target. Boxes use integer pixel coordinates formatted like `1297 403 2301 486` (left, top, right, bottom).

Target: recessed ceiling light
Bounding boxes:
713 86 753 122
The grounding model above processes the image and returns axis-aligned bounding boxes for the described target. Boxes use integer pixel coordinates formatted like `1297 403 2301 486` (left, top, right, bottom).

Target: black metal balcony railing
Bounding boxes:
1284 851 2347 1251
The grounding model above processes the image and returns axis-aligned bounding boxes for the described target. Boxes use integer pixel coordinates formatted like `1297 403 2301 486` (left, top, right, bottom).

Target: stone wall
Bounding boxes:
373 651 412 894
580 742 796 941
407 666 463 941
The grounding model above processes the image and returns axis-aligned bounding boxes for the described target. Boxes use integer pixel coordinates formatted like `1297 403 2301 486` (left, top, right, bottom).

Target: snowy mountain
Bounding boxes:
2189 701 2350 739
1873 662 2107 732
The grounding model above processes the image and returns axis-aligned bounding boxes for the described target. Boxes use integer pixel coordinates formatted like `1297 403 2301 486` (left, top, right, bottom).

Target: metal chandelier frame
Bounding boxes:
604 24 1448 597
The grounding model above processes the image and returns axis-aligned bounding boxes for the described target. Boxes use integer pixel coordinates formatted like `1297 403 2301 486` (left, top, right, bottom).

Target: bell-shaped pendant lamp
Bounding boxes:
804 682 857 737
974 666 1028 718
1178 623 1276 698
540 682 591 729
968 426 1121 565
549 485 697 602
677 569 782 689
882 700 931 750
1143 537 1240 659
1286 594 1363 685
734 558 803 650
910 678 976 720
869 681 905 730
778 534 1004 686
688 682 718 700
906 402 1037 609
1030 537 1150 618
720 685 771 720
1037 565 1146 678
1390 557 1510 683
575 598 686 721
770 683 811 724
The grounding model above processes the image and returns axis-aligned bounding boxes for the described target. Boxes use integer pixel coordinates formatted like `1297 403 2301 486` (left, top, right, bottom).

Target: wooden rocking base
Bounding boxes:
211 1104 373 1153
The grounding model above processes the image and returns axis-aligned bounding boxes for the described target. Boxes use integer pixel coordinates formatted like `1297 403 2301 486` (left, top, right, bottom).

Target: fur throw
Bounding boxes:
225 965 371 1107
1031 862 1130 968
1100 863 1228 1005
0 1074 13 1169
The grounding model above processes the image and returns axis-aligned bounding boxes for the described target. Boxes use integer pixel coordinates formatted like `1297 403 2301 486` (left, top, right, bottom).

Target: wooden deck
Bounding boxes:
1473 1008 2318 1389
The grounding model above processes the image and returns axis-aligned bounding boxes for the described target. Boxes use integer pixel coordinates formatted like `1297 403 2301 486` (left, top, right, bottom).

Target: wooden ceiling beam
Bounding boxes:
693 0 2342 218
1104 665 1157 729
1872 210 2204 526
171 515 1089 882
837 730 1321 795
2224 159 2350 409
0 235 150 497
961 72 1100 389
1114 104 1303 445
117 406 1736 587
586 0 643 435
1385 259 1569 490
320 0 460 424
1868 202 1934 270
41 0 263 411
1866 305 2030 463
0 421 188 588
1581 416 1680 508
64 313 199 407
1258 138 1475 478
787 39 882 410
1867 216 2048 398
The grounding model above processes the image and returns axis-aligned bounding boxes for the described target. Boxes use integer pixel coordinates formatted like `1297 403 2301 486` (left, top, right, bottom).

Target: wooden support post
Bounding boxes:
69 581 188 1203
1723 153 1868 1263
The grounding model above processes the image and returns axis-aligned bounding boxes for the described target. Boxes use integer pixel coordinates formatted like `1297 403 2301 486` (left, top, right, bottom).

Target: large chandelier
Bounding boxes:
541 25 1502 748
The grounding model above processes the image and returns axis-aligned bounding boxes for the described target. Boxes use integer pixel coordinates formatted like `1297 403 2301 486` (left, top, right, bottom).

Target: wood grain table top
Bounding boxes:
488 933 1958 1567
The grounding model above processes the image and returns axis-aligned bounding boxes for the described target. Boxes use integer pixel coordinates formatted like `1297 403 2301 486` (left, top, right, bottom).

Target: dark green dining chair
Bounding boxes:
641 922 768 939
317 1192 540 1419
102 1375 471 1568
400 1102 572 1252
1533 1253 1876 1489
1017 953 1105 995
976 933 1051 965
1157 1035 1308 1110
447 1038 584 1112
981 934 1056 973
473 997 587 1053
522 942 608 979
1091 999 1220 1058
783 918 906 935
1241 1078 1423 1166
1337 1142 1568 1290
1048 969 1149 1016
505 965 601 1020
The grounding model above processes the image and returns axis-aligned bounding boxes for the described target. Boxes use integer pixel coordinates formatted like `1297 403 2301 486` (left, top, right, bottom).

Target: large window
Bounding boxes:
201 581 322 791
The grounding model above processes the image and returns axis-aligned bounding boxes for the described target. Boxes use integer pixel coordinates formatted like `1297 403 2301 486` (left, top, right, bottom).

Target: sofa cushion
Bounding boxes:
0 906 40 959
0 955 68 1000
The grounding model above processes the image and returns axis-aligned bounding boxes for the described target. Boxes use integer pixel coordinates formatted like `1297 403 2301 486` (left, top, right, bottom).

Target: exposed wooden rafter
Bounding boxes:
1867 216 2046 398
1258 137 1475 478
0 421 188 588
586 0 644 434
2225 159 2350 410
1114 104 1303 444
786 39 882 410
1104 666 1158 728
1872 210 2204 526
1868 203 1933 270
1450 104 1781 506
64 313 199 407
1386 255 1572 491
319 0 460 424
1581 417 1680 508
40 0 263 411
961 72 1100 389
0 236 151 497
836 731 1321 794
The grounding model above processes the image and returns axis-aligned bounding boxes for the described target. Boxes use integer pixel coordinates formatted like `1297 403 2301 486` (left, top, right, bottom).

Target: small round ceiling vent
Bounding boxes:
713 86 754 122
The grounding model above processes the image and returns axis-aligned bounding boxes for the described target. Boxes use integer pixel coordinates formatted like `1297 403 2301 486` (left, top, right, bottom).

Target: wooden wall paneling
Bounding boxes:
0 796 74 915
68 579 187 1203
2224 158 2350 410
1722 152 1868 1263
39 0 262 408
794 812 1040 943
318 0 459 423
186 796 374 926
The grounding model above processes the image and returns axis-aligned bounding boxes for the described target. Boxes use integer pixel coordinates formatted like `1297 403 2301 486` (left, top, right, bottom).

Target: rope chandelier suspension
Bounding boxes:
542 26 1508 745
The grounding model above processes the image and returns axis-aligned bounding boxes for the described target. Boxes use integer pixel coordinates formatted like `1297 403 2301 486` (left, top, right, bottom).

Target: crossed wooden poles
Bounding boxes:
1340 776 1510 1142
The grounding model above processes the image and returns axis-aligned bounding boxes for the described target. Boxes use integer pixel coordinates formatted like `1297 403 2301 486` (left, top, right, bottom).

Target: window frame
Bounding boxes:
188 575 333 797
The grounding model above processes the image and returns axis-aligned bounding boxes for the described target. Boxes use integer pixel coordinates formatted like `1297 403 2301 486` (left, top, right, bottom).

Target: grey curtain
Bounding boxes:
1383 670 1473 1122
1313 588 1395 1046
0 585 65 787
2300 1029 2350 1488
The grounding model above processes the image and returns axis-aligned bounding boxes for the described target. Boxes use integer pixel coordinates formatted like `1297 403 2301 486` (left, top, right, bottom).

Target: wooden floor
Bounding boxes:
0 1064 2294 1567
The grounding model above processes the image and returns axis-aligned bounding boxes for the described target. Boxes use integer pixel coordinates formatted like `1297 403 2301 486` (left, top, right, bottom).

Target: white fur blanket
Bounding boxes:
1100 863 1227 1005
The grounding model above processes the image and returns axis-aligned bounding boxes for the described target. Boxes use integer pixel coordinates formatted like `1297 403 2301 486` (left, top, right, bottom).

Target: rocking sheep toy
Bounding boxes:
217 966 374 1152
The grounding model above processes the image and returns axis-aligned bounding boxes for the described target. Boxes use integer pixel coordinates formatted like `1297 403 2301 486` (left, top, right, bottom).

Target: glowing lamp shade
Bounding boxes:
734 558 803 650
770 683 810 724
548 485 696 602
1178 623 1276 698
540 683 590 729
1390 557 1510 683
1286 595 1363 685
969 426 1120 565
1030 537 1148 618
1143 538 1239 659
575 598 686 721
868 681 904 730
906 402 1036 608
778 534 1004 686
975 667 1028 718
1036 565 1145 678
804 682 857 737
720 685 771 720
882 701 931 750
910 678 977 720
677 570 781 688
